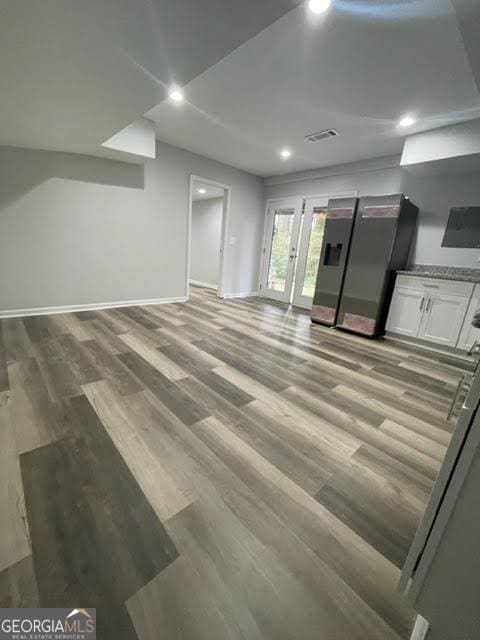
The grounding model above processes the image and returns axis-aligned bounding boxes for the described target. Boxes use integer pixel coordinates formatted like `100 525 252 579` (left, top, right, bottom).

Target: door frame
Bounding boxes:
187 174 231 299
258 190 358 307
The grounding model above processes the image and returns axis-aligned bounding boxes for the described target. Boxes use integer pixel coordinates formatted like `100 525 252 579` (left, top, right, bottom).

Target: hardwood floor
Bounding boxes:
0 286 469 639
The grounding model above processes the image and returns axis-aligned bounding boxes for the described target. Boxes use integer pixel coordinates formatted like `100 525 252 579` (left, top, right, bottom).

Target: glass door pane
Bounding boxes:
302 208 327 297
291 199 328 308
266 209 294 293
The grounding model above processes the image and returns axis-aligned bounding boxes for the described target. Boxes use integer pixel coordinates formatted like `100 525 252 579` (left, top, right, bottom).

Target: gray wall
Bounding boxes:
0 142 263 312
264 157 480 268
191 197 223 287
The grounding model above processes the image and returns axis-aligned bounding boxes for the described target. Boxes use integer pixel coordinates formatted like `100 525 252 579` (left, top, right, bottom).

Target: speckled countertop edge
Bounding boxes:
396 265 480 283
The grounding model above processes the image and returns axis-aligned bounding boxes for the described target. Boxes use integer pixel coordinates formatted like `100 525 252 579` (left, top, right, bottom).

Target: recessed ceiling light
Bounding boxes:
168 88 184 103
198 188 206 194
399 114 416 128
308 0 331 14
280 148 292 159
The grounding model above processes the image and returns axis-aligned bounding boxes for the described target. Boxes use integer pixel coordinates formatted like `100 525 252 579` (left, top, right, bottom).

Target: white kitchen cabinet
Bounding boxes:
386 275 475 351
386 287 426 337
418 293 470 348
457 284 480 352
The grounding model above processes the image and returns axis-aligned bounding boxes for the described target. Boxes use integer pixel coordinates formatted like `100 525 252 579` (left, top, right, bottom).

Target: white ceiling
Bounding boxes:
192 182 225 201
0 0 301 156
147 0 480 177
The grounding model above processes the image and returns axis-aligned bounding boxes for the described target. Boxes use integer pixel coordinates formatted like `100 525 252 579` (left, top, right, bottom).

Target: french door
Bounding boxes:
260 197 328 307
260 198 303 303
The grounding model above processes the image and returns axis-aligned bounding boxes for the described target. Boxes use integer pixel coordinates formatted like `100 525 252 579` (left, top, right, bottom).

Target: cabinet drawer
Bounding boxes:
396 275 474 298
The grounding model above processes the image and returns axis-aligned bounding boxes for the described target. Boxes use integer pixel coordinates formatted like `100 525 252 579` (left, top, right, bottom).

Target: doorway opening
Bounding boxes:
187 175 230 299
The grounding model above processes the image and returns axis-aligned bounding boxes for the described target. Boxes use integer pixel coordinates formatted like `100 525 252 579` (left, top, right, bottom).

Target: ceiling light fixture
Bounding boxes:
198 188 206 194
280 148 292 159
308 0 331 14
399 114 416 128
168 88 184 103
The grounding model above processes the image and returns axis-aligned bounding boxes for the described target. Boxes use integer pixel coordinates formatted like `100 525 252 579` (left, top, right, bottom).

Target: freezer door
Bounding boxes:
311 197 358 326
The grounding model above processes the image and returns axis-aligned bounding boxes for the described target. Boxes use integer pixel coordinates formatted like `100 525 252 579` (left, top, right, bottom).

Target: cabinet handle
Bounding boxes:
420 297 425 311
426 298 432 312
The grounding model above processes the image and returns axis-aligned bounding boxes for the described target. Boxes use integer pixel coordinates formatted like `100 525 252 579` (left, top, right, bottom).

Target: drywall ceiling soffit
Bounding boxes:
452 0 480 93
401 118 480 175
0 0 302 156
102 118 156 160
402 153 480 177
147 0 480 176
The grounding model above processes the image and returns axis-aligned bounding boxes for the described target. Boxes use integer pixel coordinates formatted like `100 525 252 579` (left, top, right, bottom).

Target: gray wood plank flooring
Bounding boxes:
0 286 469 639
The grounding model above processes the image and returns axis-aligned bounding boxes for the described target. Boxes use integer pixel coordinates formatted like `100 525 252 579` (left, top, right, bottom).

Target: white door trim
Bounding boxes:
187 175 231 300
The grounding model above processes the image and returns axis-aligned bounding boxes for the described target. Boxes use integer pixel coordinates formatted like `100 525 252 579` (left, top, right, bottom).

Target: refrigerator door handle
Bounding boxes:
468 340 479 356
447 373 467 421
420 296 426 311
426 297 432 312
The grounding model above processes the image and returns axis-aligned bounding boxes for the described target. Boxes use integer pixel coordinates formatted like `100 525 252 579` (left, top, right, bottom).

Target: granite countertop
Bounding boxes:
397 265 480 283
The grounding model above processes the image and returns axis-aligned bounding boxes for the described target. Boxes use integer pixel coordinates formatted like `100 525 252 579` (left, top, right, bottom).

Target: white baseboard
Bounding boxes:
0 296 188 319
385 331 471 362
222 290 259 299
410 615 430 640
190 280 218 290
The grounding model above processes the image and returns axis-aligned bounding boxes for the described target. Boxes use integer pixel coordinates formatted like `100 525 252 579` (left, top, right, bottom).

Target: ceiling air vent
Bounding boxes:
304 129 339 143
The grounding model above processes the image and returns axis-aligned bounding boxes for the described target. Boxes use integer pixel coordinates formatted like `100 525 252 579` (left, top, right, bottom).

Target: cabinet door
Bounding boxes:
457 284 480 351
418 293 469 347
386 286 425 337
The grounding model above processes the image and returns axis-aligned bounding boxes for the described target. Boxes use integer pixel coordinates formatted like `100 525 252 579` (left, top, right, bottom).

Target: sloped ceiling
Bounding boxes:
0 0 301 155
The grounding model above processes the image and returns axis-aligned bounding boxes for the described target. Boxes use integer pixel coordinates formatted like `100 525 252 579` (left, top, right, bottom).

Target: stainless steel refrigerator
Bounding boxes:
336 194 418 337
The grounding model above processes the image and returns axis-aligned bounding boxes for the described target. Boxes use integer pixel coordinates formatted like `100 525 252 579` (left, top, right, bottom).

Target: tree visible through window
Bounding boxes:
265 207 327 298
302 209 327 298
267 211 293 292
